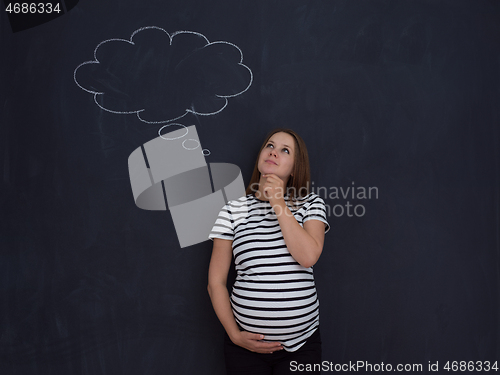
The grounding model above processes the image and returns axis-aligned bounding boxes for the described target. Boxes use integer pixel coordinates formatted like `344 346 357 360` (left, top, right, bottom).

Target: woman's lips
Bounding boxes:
265 160 277 165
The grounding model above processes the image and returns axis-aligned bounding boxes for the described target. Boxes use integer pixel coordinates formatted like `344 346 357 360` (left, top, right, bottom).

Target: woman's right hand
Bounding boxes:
230 331 284 354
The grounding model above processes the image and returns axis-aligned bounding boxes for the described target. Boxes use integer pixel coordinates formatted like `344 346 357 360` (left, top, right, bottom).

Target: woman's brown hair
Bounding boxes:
245 128 310 200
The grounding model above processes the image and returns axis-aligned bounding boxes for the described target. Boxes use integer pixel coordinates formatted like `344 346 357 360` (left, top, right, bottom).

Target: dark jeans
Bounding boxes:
224 328 322 375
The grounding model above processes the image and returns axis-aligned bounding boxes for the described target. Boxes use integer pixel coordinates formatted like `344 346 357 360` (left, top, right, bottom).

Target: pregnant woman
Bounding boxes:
208 128 330 375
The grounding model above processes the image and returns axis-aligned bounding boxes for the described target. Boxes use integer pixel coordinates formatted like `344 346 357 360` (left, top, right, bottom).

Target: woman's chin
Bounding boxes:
259 165 277 175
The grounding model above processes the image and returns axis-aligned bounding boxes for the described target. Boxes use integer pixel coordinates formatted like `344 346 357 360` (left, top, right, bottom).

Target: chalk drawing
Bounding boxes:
182 139 200 151
74 27 252 246
74 26 253 124
158 123 189 140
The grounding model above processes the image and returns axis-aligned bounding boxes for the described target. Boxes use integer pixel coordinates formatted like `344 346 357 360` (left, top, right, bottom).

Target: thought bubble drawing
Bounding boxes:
74 27 252 247
74 26 253 123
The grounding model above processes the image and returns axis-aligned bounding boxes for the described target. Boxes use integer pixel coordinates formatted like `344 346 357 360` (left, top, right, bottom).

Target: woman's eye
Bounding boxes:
266 143 274 148
283 148 289 154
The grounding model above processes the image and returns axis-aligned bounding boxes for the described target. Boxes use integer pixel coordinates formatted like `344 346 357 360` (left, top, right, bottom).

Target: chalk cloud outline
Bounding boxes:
74 27 251 247
73 26 253 124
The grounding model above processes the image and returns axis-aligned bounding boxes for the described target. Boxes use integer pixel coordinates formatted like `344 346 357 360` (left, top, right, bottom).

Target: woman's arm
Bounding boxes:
274 200 325 268
207 238 283 353
262 174 326 268
207 238 241 340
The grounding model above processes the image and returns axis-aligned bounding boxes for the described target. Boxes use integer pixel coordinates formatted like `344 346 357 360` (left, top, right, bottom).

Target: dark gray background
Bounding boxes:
1 1 498 374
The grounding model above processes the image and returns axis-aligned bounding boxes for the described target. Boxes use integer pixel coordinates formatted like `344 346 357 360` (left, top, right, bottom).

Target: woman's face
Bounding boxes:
257 132 296 183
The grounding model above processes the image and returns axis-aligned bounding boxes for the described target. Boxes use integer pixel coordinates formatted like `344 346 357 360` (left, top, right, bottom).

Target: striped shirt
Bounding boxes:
209 192 330 352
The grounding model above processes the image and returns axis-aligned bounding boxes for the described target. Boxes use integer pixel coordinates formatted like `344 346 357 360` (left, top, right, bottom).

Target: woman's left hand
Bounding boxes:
262 174 286 205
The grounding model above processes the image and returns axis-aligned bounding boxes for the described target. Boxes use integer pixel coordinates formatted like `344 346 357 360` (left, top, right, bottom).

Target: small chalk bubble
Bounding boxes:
202 149 211 156
182 139 200 150
159 123 188 140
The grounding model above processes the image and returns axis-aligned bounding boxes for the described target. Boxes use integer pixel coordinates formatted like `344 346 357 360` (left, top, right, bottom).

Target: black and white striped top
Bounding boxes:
209 192 330 352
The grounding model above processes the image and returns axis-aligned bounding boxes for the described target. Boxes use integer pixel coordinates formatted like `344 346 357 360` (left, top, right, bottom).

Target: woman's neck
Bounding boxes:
254 174 289 201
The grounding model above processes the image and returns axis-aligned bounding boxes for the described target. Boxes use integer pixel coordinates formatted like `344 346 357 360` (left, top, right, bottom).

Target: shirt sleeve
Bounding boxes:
208 204 235 241
303 195 330 234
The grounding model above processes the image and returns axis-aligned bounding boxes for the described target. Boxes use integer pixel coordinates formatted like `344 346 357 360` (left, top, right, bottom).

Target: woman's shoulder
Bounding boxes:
221 194 257 222
225 194 258 208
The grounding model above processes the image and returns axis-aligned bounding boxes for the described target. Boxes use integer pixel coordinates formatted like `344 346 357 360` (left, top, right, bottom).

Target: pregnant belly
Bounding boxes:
230 288 319 340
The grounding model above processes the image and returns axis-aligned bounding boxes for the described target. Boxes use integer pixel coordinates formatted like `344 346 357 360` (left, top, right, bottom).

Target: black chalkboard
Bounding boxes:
1 1 499 374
